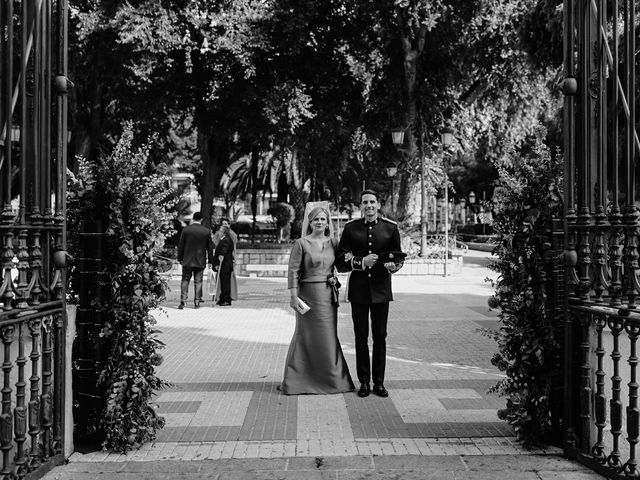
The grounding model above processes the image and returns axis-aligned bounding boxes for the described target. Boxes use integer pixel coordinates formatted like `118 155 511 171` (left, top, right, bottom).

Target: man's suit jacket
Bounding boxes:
177 223 214 268
337 216 403 304
213 235 235 273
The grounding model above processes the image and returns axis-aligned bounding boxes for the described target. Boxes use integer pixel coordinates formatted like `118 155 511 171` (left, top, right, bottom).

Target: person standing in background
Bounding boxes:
213 221 235 306
177 211 214 309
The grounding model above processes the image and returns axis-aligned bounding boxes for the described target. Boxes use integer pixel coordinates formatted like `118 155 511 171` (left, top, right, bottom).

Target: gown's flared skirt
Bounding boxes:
281 282 354 395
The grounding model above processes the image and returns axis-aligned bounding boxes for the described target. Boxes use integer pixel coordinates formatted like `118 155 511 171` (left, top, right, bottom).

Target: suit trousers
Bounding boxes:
181 266 204 303
350 302 389 385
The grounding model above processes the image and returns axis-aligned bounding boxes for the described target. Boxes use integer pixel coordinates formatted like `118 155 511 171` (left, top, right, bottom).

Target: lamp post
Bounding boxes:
482 190 487 235
468 190 476 224
385 166 397 211
459 198 467 224
441 127 454 277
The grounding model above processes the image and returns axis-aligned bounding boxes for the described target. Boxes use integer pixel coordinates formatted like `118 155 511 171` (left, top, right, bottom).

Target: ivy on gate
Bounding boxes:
484 125 563 446
68 122 176 452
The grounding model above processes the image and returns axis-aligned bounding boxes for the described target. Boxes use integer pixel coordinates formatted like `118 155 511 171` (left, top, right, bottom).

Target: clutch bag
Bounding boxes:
293 297 311 315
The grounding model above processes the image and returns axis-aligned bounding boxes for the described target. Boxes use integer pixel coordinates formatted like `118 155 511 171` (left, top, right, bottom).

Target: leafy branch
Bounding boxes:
484 124 563 446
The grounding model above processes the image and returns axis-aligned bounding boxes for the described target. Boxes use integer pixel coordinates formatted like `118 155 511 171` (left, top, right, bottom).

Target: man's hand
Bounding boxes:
384 262 399 273
363 254 378 269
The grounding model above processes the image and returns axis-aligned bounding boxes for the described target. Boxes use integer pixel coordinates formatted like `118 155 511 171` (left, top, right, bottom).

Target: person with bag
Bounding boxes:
337 189 404 398
212 221 235 306
279 204 355 395
177 211 214 309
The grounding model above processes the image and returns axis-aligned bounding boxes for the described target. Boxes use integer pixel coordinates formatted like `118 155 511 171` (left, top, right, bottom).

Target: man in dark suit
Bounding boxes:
177 211 214 309
337 189 404 398
213 222 235 306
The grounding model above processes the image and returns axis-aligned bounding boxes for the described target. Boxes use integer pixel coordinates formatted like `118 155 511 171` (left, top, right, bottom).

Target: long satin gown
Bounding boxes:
281 236 355 395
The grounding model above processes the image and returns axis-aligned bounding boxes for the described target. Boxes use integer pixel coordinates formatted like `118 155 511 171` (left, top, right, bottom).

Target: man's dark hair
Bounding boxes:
360 189 379 201
192 211 203 221
220 217 230 224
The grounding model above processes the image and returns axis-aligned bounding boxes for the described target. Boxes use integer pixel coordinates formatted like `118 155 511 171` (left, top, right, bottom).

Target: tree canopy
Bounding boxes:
67 0 562 225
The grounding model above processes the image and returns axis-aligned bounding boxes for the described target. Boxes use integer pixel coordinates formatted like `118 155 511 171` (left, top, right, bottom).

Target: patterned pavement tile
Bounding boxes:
152 378 511 442
141 252 524 455
390 388 499 423
157 401 200 414
297 395 354 440
157 391 252 426
239 384 297 441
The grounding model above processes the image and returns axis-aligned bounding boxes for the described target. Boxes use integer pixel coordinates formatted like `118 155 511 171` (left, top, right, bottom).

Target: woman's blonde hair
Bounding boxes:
306 207 331 235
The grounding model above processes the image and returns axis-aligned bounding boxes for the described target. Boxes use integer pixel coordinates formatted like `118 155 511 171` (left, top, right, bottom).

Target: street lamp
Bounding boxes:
468 191 477 224
441 127 454 277
391 129 405 147
441 127 454 148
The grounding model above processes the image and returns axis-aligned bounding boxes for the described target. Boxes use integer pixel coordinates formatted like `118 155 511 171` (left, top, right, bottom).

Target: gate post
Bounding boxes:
549 217 566 445
72 220 109 449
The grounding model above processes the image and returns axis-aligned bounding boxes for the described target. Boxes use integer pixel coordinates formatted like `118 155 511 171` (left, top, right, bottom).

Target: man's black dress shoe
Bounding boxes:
373 384 389 397
357 383 370 398
218 301 231 306
178 303 185 310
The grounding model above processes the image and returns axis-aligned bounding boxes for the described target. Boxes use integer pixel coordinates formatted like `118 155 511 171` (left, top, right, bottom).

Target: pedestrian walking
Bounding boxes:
213 221 235 306
337 189 405 398
177 211 214 309
279 204 355 395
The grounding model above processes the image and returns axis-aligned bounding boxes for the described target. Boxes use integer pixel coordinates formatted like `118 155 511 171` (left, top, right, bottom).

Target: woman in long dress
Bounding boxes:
280 206 354 395
212 217 238 301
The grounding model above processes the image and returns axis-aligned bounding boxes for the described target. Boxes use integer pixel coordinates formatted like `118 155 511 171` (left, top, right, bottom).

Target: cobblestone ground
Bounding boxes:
42 251 607 479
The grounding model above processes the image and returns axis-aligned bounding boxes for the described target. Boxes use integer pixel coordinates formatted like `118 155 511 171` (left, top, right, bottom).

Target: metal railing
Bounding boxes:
0 0 70 476
561 0 640 477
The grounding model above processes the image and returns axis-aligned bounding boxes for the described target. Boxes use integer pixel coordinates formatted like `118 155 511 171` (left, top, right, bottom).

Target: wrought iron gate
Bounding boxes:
562 0 640 477
0 0 69 478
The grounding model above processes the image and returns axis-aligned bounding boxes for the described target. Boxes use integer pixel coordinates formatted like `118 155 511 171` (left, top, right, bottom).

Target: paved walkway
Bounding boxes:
43 251 606 479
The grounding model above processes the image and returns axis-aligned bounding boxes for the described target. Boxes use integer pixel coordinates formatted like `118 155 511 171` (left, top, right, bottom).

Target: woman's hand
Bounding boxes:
290 296 299 310
289 287 299 310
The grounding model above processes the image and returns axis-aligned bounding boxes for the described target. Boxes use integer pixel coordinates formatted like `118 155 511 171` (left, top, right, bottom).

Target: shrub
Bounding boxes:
484 125 563 446
67 122 175 452
267 202 295 228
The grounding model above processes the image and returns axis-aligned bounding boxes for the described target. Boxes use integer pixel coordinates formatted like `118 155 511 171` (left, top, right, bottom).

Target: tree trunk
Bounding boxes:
197 127 225 229
395 17 427 224
287 147 306 238
277 171 288 202
250 149 259 242
289 184 305 239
